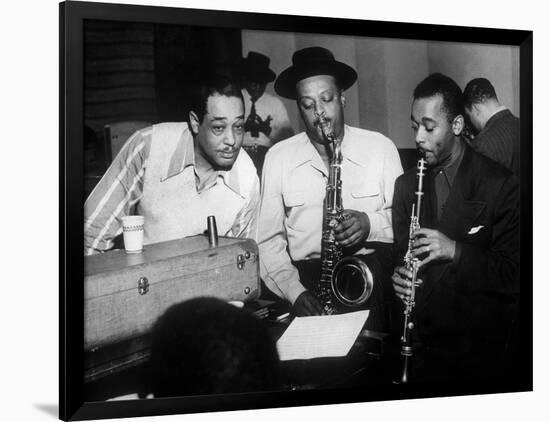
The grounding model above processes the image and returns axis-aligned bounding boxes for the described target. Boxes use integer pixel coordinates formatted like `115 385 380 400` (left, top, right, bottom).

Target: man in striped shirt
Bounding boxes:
84 76 260 255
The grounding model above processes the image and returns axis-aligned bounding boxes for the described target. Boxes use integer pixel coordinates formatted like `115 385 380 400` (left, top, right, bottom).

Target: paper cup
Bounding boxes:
122 215 145 253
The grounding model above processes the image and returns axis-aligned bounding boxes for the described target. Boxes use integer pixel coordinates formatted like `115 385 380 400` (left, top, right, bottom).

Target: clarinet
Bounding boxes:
395 157 427 384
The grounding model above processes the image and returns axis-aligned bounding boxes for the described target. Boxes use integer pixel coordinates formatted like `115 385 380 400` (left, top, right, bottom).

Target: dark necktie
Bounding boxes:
250 97 257 118
433 167 451 221
248 97 260 137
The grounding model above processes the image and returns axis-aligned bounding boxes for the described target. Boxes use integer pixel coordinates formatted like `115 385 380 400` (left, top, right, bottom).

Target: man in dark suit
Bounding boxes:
463 77 520 176
391 73 519 387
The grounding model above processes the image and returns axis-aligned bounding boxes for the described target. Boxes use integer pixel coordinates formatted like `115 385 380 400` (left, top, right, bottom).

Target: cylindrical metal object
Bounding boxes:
395 157 427 384
207 215 218 248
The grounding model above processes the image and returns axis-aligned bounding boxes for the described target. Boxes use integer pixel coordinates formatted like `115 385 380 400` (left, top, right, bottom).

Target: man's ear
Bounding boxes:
452 114 465 136
340 94 346 108
189 111 200 135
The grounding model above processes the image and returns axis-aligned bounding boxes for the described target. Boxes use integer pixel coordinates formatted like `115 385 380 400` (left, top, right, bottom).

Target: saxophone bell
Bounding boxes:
332 256 373 307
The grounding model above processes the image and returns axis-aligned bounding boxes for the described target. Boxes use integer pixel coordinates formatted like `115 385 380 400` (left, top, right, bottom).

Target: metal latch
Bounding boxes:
138 277 149 295
236 251 257 270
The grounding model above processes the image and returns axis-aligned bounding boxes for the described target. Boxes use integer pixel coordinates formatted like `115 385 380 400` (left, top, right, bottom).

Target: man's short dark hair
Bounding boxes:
413 73 464 122
150 297 280 397
187 73 243 124
463 77 498 110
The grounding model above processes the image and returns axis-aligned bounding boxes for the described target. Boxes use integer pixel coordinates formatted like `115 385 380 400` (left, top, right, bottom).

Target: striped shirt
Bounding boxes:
84 123 260 255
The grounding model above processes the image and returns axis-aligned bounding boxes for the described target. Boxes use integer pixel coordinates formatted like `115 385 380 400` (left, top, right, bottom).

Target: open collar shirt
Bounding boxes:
84 122 260 255
257 125 403 303
432 139 465 220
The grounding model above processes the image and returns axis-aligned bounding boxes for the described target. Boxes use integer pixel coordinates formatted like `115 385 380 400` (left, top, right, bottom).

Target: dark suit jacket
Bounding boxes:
473 109 520 176
392 142 519 381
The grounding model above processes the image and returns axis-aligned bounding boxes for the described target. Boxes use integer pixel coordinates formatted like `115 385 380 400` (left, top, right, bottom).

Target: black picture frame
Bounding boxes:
60 1 533 420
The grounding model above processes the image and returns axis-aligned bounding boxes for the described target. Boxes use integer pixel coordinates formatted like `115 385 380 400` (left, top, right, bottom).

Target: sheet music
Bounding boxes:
276 310 369 361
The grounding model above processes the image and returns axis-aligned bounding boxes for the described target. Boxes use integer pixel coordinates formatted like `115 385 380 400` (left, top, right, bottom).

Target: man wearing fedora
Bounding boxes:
240 51 294 174
257 47 403 321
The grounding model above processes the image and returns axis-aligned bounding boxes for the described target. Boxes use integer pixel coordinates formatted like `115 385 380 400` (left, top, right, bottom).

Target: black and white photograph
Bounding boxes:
62 0 534 419
4 0 547 421
60 0 534 418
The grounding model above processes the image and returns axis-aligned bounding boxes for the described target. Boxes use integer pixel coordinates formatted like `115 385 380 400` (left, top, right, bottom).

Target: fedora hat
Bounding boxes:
274 46 358 100
241 51 276 83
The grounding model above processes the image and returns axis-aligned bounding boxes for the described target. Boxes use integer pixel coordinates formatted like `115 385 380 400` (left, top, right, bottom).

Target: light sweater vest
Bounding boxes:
137 122 249 245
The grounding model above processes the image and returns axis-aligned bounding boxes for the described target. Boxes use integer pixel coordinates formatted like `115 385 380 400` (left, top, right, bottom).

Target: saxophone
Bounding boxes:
395 157 427 384
316 114 373 315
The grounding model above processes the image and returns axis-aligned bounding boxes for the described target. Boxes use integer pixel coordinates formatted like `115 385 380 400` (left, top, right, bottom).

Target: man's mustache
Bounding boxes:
314 118 331 127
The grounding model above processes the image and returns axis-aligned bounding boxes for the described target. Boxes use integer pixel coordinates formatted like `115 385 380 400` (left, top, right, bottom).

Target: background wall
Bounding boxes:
84 20 158 135
243 31 519 149
427 41 520 117
84 25 519 171
84 20 242 141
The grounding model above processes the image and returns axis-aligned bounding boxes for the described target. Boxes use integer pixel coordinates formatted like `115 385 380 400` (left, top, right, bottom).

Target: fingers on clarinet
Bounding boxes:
398 293 410 305
413 237 426 247
394 276 408 287
414 228 429 237
401 268 413 279
393 284 408 295
394 274 412 288
418 256 434 268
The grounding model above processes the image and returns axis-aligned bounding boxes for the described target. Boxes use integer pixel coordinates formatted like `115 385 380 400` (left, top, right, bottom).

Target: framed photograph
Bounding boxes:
60 0 533 420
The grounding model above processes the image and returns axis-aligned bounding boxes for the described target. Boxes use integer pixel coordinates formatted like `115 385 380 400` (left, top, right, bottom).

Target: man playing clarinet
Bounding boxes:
391 73 520 388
